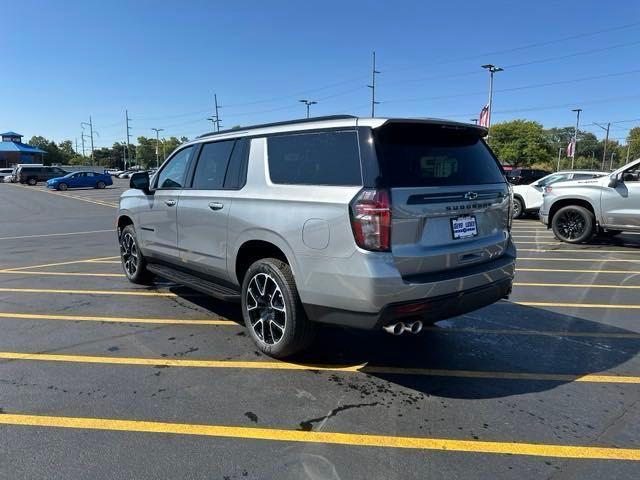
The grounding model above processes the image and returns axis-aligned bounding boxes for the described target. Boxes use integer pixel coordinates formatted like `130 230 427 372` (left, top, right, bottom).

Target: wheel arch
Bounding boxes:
232 231 298 287
548 198 597 226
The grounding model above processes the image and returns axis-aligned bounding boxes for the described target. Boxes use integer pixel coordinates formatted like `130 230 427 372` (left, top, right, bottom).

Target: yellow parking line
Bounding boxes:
0 312 233 325
516 268 640 274
0 271 122 277
0 287 180 297
0 229 114 241
0 351 638 384
514 282 640 289
2 256 119 272
0 413 638 460
423 326 640 339
513 301 640 310
518 257 640 263
519 248 639 254
515 241 563 245
85 260 121 264
0 312 635 338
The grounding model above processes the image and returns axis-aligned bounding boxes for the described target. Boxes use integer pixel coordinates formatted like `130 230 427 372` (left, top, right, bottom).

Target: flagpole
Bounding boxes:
571 108 582 170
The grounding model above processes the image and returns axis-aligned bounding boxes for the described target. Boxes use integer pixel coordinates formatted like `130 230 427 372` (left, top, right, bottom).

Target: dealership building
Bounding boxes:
0 132 47 168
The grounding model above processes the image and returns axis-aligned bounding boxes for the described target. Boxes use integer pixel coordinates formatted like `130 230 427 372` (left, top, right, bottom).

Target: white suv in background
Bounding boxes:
512 170 606 218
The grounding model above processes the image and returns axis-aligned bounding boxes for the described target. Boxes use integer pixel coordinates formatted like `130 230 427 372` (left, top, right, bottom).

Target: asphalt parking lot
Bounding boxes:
1 180 639 479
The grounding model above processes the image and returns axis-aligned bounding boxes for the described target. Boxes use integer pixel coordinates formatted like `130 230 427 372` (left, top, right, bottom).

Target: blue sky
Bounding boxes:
2 0 639 148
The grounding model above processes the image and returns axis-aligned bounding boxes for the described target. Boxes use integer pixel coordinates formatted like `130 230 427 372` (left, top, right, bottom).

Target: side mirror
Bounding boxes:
130 171 152 194
608 172 622 188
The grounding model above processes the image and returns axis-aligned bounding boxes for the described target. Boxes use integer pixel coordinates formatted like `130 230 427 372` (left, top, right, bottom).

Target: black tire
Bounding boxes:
512 197 524 219
241 258 315 358
58 183 68 191
552 205 595 243
96 181 106 189
27 178 37 186
119 225 153 284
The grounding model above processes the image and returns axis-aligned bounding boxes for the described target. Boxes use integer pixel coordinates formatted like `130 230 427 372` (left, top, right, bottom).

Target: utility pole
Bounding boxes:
570 108 582 170
626 143 631 163
557 147 564 172
481 64 503 136
470 118 478 125
80 127 87 158
299 99 318 119
125 110 132 170
151 128 164 169
593 122 610 170
214 94 221 133
367 51 380 117
81 117 95 165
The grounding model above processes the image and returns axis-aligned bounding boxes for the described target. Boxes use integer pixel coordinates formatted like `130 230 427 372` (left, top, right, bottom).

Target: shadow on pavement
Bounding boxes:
169 289 640 400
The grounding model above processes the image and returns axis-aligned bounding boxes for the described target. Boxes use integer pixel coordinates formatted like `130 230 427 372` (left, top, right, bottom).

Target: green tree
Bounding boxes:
626 127 640 162
28 135 64 165
489 120 552 168
58 140 76 162
136 136 156 168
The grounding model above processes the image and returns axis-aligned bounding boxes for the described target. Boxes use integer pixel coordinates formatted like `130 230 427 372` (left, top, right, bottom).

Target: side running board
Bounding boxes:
146 263 241 302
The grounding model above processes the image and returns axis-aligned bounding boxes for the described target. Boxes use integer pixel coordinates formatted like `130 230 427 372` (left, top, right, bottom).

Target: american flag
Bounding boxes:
478 104 489 127
567 138 576 158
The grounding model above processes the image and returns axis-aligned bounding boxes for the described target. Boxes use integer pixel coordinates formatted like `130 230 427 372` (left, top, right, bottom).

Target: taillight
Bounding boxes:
545 186 553 193
350 188 391 252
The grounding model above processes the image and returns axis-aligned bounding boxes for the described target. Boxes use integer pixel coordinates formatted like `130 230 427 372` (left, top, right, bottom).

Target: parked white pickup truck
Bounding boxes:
540 158 640 243
512 170 606 218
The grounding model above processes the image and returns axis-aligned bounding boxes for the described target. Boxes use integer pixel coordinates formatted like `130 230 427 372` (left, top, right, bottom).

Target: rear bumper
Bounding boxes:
304 276 513 330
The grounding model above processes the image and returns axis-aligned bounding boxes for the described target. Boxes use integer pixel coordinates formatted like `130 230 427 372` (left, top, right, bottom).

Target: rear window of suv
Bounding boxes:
374 123 505 187
267 130 362 186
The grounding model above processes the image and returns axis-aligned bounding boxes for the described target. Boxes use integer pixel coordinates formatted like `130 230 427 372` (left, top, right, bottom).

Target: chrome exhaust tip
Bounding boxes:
405 320 423 334
383 322 405 335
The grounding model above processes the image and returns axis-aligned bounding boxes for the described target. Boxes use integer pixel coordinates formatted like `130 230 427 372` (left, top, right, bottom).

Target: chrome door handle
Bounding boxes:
164 200 176 207
208 202 224 211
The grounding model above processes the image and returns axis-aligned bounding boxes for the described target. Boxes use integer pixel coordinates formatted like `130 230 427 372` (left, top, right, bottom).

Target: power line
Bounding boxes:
383 68 640 104
385 20 640 75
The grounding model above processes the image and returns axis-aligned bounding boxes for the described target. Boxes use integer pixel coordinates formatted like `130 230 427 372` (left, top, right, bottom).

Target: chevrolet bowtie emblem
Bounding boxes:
464 192 478 200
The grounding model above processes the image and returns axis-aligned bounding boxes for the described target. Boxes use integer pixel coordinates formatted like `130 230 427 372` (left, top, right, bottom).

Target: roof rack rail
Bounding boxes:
196 115 357 139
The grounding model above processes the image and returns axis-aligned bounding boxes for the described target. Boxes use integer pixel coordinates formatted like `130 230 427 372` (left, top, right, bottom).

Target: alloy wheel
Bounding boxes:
246 273 286 345
556 210 585 240
120 232 139 277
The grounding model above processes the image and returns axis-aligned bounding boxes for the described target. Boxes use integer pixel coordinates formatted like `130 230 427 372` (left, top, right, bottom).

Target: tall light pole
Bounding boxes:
570 108 582 170
124 110 132 170
299 99 317 119
481 64 503 136
557 147 564 172
593 121 610 170
367 51 380 117
151 128 164 169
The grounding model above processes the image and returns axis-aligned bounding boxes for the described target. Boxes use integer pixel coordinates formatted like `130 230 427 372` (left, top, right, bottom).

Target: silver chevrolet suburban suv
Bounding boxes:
117 116 516 357
540 157 640 243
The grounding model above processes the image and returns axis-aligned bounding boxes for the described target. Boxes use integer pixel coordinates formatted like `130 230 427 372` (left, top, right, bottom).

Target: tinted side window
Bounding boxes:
572 173 596 180
192 140 235 190
157 147 193 189
224 138 249 189
267 131 362 186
